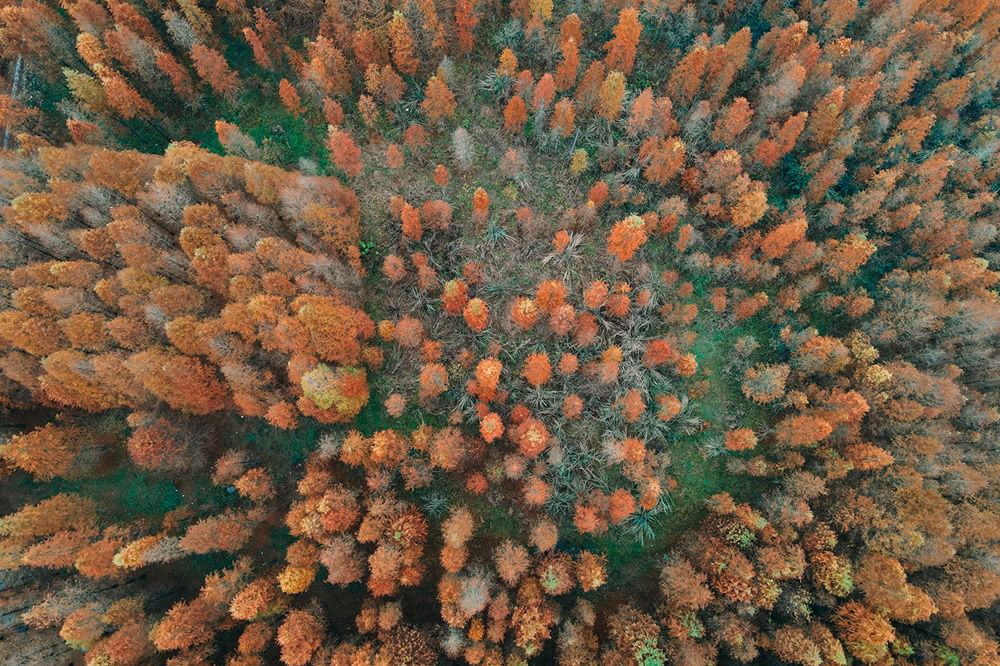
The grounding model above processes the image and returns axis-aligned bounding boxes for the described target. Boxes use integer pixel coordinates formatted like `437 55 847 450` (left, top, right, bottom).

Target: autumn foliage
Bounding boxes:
3 1 1000 664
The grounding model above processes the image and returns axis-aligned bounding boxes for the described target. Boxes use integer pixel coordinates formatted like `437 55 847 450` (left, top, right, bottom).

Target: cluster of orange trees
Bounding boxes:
2 0 1000 664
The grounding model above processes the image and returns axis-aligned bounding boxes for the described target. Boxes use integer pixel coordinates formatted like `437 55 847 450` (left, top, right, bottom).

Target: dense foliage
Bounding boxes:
1 0 1000 664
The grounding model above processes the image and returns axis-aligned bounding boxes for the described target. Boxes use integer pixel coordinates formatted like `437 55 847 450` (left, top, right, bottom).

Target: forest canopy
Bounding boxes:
1 0 1000 664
